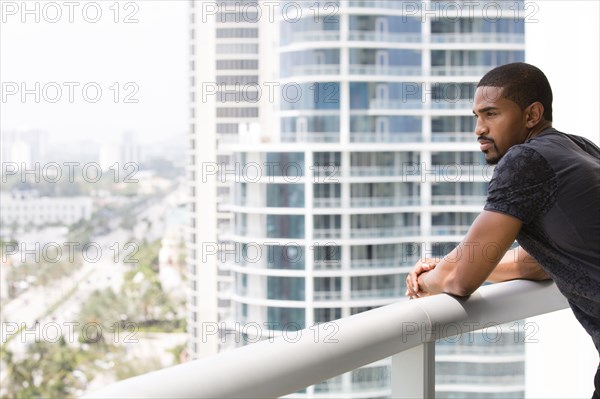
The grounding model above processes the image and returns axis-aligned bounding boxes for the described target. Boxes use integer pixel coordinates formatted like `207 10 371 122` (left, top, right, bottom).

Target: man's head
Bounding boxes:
473 63 553 164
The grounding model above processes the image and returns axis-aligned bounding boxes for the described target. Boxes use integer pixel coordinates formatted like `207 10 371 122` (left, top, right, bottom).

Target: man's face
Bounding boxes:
472 86 530 164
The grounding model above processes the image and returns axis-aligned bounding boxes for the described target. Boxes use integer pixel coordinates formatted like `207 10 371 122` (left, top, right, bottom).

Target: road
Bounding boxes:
0 186 183 393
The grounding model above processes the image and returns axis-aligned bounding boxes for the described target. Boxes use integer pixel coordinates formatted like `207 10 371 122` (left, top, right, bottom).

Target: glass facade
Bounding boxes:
209 1 528 397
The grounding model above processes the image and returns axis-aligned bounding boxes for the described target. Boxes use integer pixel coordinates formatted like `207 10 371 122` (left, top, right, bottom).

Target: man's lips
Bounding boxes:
478 138 494 152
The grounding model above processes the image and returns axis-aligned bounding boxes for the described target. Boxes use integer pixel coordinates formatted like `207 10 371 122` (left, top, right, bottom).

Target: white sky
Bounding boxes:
1 0 189 145
1 1 598 147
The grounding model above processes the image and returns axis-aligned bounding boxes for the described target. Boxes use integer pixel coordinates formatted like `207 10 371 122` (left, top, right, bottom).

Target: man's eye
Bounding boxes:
487 112 496 117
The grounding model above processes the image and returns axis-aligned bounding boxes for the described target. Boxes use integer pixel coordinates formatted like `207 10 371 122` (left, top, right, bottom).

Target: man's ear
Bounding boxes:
525 102 545 128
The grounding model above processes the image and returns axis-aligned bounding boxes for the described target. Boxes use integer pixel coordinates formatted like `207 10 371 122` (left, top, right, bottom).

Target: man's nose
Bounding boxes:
475 118 487 136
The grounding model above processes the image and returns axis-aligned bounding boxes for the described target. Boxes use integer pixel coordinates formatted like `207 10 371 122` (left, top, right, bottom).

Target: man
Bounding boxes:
405 62 600 397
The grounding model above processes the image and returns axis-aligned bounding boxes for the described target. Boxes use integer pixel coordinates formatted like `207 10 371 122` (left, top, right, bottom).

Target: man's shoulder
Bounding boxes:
522 128 600 160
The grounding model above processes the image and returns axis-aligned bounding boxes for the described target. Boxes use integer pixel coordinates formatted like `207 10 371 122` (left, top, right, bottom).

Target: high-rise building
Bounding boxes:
189 1 527 396
187 0 268 358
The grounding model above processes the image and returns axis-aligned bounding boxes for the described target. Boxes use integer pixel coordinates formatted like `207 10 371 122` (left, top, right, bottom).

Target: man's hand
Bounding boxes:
405 259 438 299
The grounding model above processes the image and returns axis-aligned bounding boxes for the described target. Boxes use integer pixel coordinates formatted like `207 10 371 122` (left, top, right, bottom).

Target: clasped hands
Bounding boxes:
405 258 438 299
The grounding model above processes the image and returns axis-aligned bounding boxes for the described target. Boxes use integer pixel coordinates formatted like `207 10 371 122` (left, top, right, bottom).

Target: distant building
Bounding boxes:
99 132 142 171
0 129 48 166
0 190 93 227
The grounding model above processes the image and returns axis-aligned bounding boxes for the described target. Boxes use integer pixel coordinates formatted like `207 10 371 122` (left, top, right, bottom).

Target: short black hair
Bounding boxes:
478 62 553 122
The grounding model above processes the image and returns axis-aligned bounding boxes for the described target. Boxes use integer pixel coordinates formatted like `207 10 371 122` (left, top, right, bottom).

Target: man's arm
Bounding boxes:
487 246 550 282
409 210 541 297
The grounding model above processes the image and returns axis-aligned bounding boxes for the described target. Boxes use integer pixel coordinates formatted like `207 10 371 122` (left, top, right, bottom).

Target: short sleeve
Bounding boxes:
484 146 558 224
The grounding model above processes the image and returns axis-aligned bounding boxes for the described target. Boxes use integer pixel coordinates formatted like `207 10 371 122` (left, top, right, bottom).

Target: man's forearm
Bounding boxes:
486 247 550 282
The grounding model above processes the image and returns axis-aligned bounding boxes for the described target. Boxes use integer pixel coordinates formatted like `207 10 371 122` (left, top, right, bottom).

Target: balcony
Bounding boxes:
351 258 413 269
350 132 423 143
349 165 418 177
313 197 342 208
431 225 471 236
350 196 420 207
351 226 421 238
313 228 342 239
291 31 340 43
430 33 525 44
346 0 410 9
85 280 568 398
281 131 339 143
368 98 424 110
430 99 473 109
291 64 341 77
431 132 474 142
431 195 486 205
348 65 422 76
431 65 494 76
351 287 403 299
348 31 422 43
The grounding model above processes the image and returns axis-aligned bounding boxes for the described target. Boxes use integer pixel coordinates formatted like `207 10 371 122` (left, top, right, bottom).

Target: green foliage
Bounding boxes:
112 355 163 381
78 239 179 335
6 253 82 291
1 338 94 399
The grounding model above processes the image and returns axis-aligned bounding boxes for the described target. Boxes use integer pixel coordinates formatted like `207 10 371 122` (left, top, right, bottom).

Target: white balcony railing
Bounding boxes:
431 132 474 142
291 31 340 43
430 225 471 236
351 226 421 238
348 31 422 43
349 65 423 76
350 132 423 143
368 98 424 109
351 258 413 269
350 196 420 207
313 228 342 239
430 33 525 44
313 197 342 208
430 99 474 109
291 64 341 76
431 195 486 205
281 131 340 143
85 280 568 398
430 65 495 77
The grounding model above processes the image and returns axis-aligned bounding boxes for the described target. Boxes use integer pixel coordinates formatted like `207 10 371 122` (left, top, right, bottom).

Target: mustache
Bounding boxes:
478 137 495 144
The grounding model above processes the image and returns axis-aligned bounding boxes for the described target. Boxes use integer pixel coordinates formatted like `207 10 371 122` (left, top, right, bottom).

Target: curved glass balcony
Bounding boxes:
313 228 342 239
431 65 495 76
348 31 422 43
290 31 340 43
313 197 342 208
431 32 524 43
367 98 424 110
350 226 421 238
431 195 486 205
281 131 339 143
431 132 474 142
430 225 471 235
349 166 419 177
350 132 423 143
350 288 403 299
290 64 341 76
348 65 422 76
347 0 411 9
351 258 416 269
350 196 420 207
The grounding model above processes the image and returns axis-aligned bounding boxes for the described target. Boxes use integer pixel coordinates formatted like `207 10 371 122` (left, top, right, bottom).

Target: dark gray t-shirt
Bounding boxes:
484 128 600 350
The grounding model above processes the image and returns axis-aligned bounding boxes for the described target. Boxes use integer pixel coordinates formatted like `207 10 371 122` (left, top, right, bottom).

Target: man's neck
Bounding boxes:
526 121 553 141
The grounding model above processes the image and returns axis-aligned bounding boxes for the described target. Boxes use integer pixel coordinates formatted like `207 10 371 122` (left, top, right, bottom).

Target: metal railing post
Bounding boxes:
391 341 435 399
